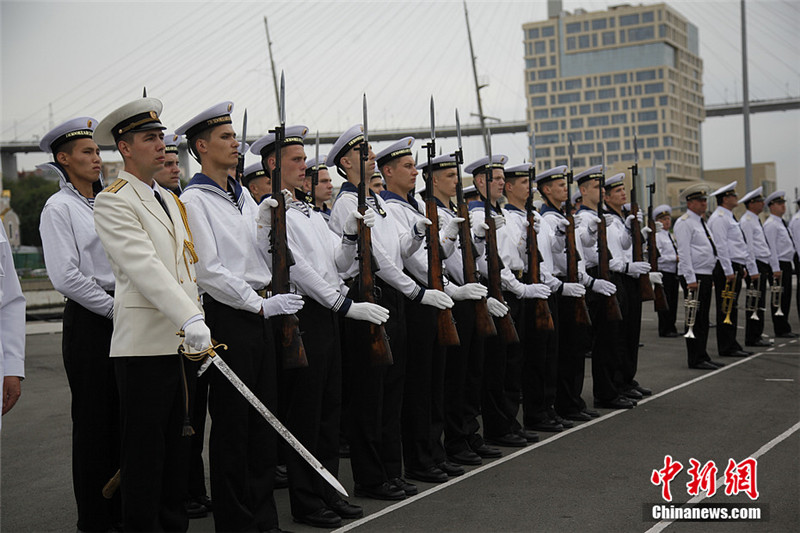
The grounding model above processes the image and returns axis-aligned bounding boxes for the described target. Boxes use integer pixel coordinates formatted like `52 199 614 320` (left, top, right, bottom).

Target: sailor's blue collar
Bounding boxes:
186 173 243 201
434 197 456 210
380 189 420 210
504 204 525 213
577 205 597 214
540 204 564 216
468 195 502 214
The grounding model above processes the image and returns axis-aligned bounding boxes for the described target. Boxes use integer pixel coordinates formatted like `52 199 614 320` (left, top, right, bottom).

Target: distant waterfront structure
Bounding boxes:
522 1 704 197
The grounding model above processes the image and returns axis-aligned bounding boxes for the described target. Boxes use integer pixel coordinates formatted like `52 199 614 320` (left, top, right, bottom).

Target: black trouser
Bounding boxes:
657 270 680 336
713 262 744 354
203 296 278 532
795 255 800 320
520 293 558 427
188 371 208 502
555 290 589 415
345 279 405 487
583 272 622 403
62 299 120 532
685 273 714 367
281 299 342 517
745 260 772 344
772 260 794 335
443 300 485 456
612 273 643 389
481 292 522 440
115 354 193 532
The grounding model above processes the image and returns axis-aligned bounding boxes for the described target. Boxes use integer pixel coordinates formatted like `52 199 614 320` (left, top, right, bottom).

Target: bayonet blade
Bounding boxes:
633 132 638 165
362 94 368 144
530 130 536 170
487 126 492 162
315 130 320 166
601 142 606 173
239 109 248 155
279 71 286 126
455 109 463 151
430 96 436 141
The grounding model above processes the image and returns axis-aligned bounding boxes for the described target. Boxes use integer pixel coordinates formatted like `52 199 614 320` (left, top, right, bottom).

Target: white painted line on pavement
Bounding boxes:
644 421 800 533
765 378 794 382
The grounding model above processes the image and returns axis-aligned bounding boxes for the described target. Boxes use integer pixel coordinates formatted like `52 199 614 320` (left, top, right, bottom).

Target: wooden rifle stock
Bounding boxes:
564 210 592 326
524 204 554 331
455 199 496 337
647 204 669 312
630 201 655 301
595 208 623 322
425 194 460 346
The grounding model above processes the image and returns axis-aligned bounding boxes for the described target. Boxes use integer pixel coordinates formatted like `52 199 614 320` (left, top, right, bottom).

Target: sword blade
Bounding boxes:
209 352 348 497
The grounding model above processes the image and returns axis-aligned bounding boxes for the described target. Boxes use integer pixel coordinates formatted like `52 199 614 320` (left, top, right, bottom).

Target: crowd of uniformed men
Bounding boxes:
23 95 800 532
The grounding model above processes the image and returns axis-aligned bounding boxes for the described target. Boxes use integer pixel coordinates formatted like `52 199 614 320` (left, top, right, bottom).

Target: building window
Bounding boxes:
642 11 654 23
659 24 667 38
585 90 596 101
540 120 559 132
612 113 627 124
599 88 616 99
638 111 657 121
588 116 609 127
638 124 658 135
640 97 655 108
620 14 640 26
534 109 549 119
527 28 539 39
622 100 629 110
593 102 611 113
578 35 590 48
535 41 546 54
585 130 595 140
539 56 547 67
552 107 567 117
570 131 583 141
663 136 673 147
601 31 615 45
628 26 655 42
592 34 598 47
530 82 548 94
599 75 612 86
555 146 566 156
539 134 559 144
592 18 607 30
535 147 550 158
550 39 556 53
636 70 657 81
550 55 556 65
566 37 576 50
577 143 594 154
531 96 546 106
602 128 620 139
525 58 537 69
565 78 582 90
614 73 627 84
566 22 581 34
573 157 586 167
647 137 659 147
660 95 668 106
654 150 665 160
579 104 591 114
607 141 621 151
542 26 555 37
644 82 664 94
558 92 581 103
570 118 584 129
619 30 626 43
540 68 557 79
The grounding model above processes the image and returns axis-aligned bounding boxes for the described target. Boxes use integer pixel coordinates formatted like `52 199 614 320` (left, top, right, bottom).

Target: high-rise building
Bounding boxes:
523 2 704 194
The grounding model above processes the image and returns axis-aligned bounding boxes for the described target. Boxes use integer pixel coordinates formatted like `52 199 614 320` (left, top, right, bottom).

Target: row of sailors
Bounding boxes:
34 97 798 532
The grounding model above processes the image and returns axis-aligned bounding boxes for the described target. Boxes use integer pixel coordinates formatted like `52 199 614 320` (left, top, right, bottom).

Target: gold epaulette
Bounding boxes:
103 178 128 194
679 213 690 221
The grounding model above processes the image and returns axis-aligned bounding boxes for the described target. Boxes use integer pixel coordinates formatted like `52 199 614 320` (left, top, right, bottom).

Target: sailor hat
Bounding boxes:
534 165 567 185
40 117 97 153
503 163 533 179
464 154 507 175
571 190 582 204
417 153 457 172
710 180 737 199
604 173 625 190
304 154 329 175
94 97 166 147
738 187 763 205
765 190 785 205
679 182 710 202
163 132 182 154
463 184 477 195
242 162 269 187
653 204 672 218
250 125 308 158
327 124 365 168
575 165 604 185
175 102 234 140
376 137 415 167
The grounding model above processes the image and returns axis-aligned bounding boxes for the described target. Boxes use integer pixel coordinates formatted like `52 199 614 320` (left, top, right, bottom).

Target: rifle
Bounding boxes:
270 73 307 369
357 94 393 366
454 110 496 337
311 130 319 208
629 134 655 301
647 159 669 311
484 128 519 344
525 131 554 330
236 109 247 184
597 143 623 321
566 138 592 326
425 97 460 346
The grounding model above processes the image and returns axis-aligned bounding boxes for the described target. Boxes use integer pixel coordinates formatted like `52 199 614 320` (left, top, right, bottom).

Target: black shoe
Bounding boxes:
328 499 363 519
293 508 342 528
633 385 652 396
527 419 563 432
690 361 718 370
515 428 540 442
720 350 750 357
745 339 772 347
437 461 465 477
275 464 288 489
389 477 418 496
471 444 502 458
448 449 482 465
550 414 574 429
185 499 208 519
594 396 635 409
777 332 799 338
662 331 681 337
405 466 449 483
582 409 601 418
709 359 726 367
485 432 527 447
354 481 406 500
562 411 592 422
622 388 643 400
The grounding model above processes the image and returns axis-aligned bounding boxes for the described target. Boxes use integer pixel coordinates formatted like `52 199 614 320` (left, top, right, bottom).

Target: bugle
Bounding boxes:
684 281 700 339
721 273 738 325
745 279 760 321
771 275 784 316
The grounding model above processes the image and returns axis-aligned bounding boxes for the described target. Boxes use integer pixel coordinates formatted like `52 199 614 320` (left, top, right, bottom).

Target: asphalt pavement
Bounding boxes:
1 305 798 532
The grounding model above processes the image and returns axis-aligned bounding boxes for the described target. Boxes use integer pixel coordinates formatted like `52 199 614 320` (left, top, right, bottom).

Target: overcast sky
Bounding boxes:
1 0 798 195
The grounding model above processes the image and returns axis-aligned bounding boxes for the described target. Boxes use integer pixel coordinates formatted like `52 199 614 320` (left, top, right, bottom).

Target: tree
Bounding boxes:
7 173 59 247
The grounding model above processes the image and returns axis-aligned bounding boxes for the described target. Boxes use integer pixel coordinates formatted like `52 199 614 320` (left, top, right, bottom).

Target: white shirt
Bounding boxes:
789 210 800 257
181 174 270 314
674 210 718 283
605 209 634 275
502 205 561 293
382 192 431 288
39 162 114 317
535 205 591 286
655 230 678 274
763 213 795 263
1 224 26 430
739 209 779 272
708 206 756 276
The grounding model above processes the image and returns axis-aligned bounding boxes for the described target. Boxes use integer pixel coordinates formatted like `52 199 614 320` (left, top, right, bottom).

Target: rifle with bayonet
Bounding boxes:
270 72 307 369
236 109 247 185
647 160 669 312
566 139 592 326
597 143 623 321
357 94 393 366
454 110 496 337
311 131 319 208
425 97 460 346
525 131 554 330
629 135 655 301
484 128 519 344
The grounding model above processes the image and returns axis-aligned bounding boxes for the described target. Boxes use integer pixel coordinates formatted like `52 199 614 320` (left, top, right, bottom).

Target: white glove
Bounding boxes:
649 271 664 285
420 289 454 309
262 294 304 318
492 214 506 231
625 211 644 230
627 261 651 275
487 296 509 317
345 302 390 324
280 188 294 206
655 221 663 233
591 279 617 296
603 214 616 227
556 217 570 230
641 225 652 237
562 282 586 298
441 217 465 242
522 283 551 299
184 320 211 352
343 207 376 235
255 197 280 228
577 213 601 233
449 282 488 301
414 217 432 237
532 211 542 234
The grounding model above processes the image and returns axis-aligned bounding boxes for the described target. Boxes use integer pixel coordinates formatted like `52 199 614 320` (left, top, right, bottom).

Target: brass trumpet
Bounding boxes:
721 273 739 325
745 279 760 321
771 274 784 316
685 281 700 339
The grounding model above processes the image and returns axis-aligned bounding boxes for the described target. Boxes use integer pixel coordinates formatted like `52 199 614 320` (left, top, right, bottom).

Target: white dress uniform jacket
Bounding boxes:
501 205 561 293
789 210 800 257
763 214 795 263
655 230 678 274
94 170 202 357
708 206 757 276
674 210 717 284
0 224 25 429
739 210 779 272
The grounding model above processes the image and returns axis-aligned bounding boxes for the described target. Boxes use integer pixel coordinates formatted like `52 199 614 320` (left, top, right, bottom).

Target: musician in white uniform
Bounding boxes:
763 191 797 337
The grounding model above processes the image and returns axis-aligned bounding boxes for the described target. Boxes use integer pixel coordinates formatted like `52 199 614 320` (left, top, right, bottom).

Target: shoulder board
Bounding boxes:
103 178 128 194
679 213 690 221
